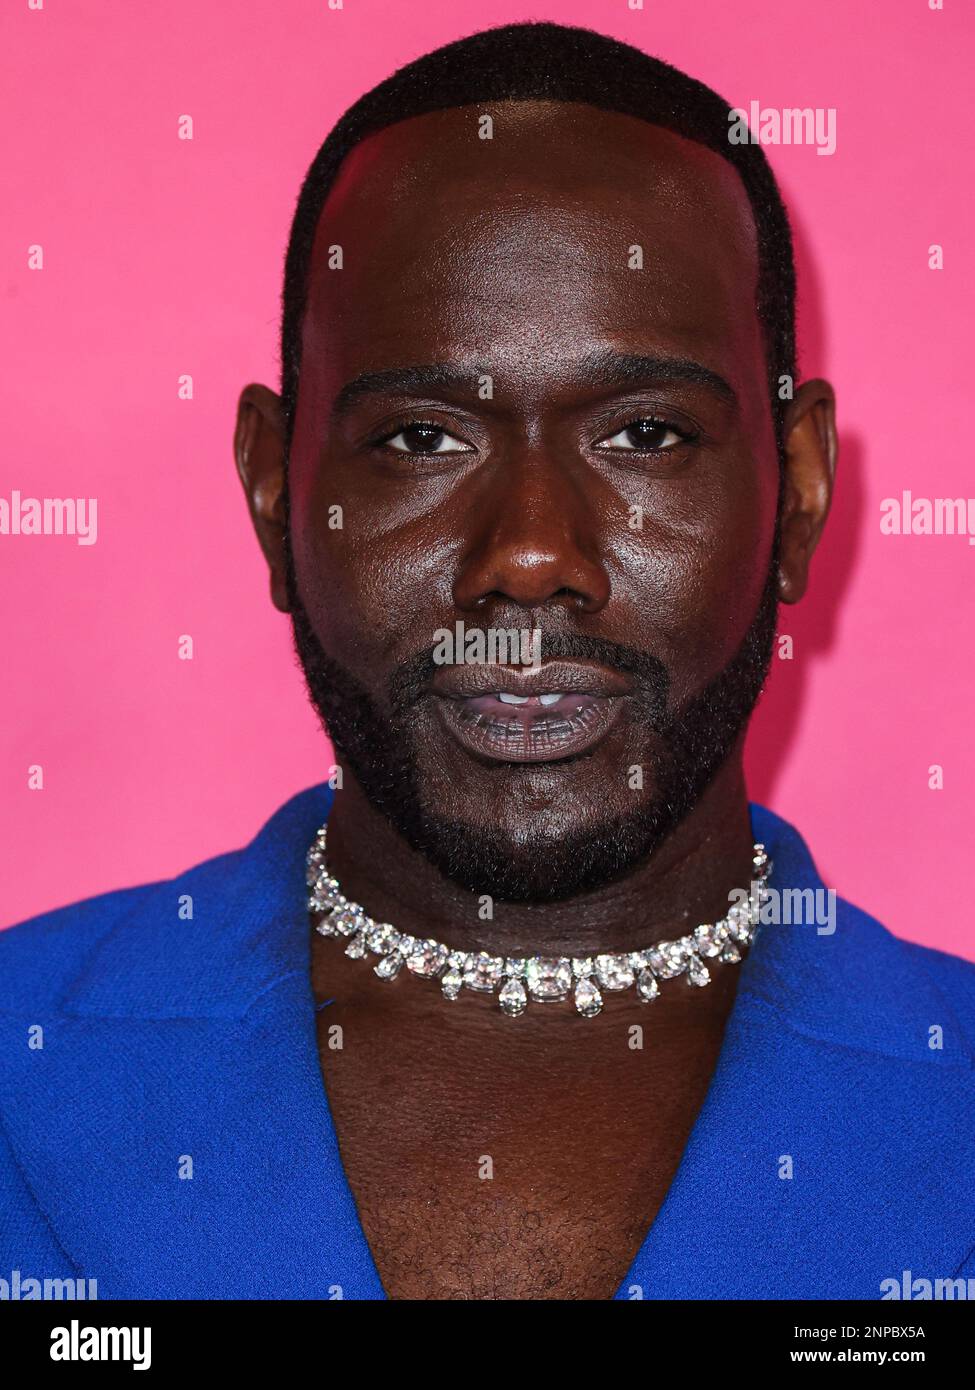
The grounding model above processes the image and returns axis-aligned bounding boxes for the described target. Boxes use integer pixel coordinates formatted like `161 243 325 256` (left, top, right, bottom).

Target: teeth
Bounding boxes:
494 691 566 707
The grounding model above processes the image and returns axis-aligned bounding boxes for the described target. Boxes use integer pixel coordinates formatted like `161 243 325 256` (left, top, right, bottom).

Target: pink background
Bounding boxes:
2 0 972 956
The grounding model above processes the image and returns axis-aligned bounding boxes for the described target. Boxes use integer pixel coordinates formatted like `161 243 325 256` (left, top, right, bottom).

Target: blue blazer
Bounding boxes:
1 784 973 1300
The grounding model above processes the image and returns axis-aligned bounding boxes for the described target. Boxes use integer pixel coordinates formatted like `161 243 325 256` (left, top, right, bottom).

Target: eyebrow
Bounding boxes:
330 350 739 418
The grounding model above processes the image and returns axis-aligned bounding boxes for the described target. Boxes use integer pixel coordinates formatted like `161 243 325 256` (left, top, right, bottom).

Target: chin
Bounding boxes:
405 801 668 904
421 791 612 849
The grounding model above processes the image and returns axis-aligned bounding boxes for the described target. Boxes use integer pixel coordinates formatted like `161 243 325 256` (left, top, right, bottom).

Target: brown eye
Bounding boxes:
382 422 470 454
597 418 692 452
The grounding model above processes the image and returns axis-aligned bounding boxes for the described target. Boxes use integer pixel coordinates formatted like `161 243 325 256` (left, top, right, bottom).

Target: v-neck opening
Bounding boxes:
284 795 829 1300
300 914 757 1302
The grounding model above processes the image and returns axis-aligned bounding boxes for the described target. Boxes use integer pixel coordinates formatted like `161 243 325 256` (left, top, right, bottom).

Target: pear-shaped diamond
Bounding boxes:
637 969 660 1002
574 977 603 1018
686 953 710 987
499 977 528 1016
374 952 403 981
441 967 463 1000
344 932 367 959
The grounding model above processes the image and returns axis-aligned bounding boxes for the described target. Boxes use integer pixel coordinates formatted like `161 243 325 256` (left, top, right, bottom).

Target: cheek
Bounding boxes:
610 455 776 700
291 480 459 677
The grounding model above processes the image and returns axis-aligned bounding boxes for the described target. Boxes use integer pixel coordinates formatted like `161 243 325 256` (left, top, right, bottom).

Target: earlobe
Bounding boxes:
233 383 291 613
776 379 838 605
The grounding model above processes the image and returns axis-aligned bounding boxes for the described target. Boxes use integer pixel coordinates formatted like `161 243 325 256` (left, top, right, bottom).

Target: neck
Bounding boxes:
318 750 756 959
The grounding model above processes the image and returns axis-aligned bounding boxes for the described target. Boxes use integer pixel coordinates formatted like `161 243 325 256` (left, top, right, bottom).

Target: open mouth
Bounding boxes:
434 689 626 764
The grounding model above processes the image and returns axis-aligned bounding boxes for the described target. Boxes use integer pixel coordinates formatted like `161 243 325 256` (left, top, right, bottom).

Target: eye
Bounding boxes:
376 421 471 455
596 417 696 453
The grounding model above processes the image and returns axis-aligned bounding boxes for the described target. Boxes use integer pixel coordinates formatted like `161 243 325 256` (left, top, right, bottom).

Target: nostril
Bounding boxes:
452 549 611 615
472 585 587 611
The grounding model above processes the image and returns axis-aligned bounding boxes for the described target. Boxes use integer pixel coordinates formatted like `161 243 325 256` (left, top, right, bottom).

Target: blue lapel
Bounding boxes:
617 803 975 1298
2 788 971 1299
0 783 385 1299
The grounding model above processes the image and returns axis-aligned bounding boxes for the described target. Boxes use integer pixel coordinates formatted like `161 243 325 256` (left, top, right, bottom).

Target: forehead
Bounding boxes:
301 100 764 395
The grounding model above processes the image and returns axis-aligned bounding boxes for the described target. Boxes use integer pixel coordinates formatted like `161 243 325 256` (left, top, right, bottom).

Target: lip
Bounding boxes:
431 661 632 765
431 660 633 701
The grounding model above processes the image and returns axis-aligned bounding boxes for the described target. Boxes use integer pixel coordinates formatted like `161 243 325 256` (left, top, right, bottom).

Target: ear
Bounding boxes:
776 378 838 604
233 383 290 613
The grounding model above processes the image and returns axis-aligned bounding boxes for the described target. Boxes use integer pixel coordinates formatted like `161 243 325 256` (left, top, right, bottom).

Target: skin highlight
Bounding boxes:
233 100 837 1298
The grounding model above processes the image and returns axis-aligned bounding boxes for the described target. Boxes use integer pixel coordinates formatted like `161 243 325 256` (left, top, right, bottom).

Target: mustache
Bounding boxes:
388 630 671 722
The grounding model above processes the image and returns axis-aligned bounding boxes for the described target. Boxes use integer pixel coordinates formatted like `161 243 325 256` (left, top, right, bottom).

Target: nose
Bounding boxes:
452 448 611 616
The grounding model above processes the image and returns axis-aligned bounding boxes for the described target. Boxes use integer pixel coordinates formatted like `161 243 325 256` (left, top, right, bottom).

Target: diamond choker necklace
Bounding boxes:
307 826 772 1018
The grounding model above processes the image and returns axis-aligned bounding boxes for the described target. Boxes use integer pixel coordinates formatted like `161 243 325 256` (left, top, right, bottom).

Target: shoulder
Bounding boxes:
837 890 975 1013
0 854 235 1015
804 892 975 1063
0 783 333 1022
746 802 975 1062
0 881 155 1008
896 930 975 1023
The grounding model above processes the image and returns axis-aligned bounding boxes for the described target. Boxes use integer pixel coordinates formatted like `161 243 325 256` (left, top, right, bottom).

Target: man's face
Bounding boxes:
283 101 783 901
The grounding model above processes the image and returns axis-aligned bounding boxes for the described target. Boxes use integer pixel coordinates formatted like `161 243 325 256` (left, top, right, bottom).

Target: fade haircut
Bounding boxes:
278 20 797 462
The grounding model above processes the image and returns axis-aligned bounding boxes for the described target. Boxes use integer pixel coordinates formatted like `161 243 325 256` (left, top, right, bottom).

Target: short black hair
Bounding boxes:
279 20 796 458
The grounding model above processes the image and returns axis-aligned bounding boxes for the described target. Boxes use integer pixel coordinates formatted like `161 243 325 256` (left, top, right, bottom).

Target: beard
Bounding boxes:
285 530 780 903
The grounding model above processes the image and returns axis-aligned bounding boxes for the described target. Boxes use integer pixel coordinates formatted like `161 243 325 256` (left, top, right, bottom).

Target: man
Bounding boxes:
2 21 973 1302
